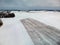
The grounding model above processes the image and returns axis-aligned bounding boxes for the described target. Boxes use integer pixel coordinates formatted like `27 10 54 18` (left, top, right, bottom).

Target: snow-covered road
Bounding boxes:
12 11 60 30
0 11 60 45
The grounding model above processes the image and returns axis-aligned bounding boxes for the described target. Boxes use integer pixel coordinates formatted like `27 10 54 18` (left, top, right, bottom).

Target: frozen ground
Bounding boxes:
0 11 60 45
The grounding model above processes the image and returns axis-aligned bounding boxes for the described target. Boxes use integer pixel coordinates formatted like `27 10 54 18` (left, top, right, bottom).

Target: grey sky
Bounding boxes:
0 0 60 10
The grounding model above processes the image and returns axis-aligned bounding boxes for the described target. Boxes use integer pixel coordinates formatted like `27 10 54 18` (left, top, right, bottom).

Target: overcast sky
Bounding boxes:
0 0 60 10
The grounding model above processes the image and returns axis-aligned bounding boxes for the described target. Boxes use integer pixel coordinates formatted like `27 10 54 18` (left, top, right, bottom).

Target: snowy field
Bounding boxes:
0 11 60 45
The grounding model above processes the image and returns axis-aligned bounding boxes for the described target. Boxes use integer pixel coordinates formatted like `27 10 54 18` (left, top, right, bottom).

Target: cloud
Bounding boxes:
0 0 60 10
23 0 60 7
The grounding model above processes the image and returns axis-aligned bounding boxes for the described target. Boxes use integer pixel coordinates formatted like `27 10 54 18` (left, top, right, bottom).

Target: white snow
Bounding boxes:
0 11 60 45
